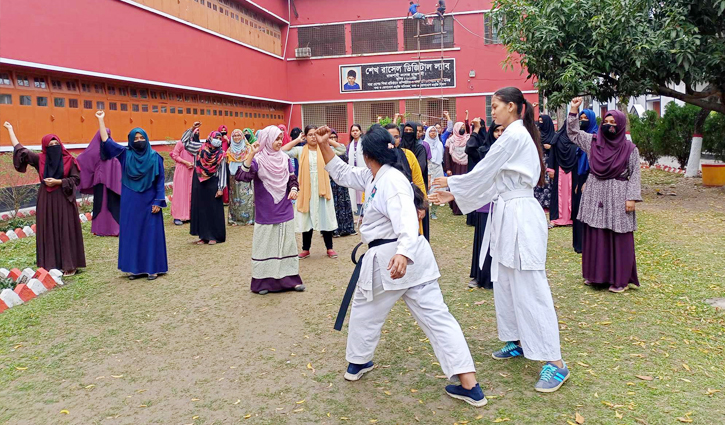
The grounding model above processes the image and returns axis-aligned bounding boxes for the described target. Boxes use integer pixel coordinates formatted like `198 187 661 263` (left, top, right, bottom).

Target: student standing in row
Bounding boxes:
329 129 357 237
444 117 471 216
572 109 597 253
96 111 168 280
227 128 255 226
548 120 578 227
431 87 569 393
534 115 555 212
5 122 86 276
347 124 365 215
169 129 195 226
567 98 641 293
425 123 446 220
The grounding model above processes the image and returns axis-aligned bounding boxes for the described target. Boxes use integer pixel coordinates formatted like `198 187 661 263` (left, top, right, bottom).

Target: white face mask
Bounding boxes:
211 138 222 148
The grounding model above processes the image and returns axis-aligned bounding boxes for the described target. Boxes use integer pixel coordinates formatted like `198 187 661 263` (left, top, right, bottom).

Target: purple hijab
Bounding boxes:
590 110 635 180
76 129 123 195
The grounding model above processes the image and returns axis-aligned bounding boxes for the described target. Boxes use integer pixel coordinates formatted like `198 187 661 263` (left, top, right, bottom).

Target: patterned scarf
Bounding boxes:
195 131 224 182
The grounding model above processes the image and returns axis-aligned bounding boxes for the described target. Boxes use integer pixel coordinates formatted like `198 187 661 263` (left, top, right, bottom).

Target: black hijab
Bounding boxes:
401 122 419 151
550 121 577 173
43 144 64 180
539 115 556 147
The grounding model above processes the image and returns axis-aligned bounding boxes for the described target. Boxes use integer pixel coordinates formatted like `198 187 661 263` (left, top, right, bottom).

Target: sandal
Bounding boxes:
208 240 217 245
193 240 206 245
128 274 147 280
147 274 158 281
63 269 77 277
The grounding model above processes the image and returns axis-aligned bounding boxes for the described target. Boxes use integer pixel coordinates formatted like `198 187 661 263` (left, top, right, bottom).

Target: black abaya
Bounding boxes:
190 172 226 243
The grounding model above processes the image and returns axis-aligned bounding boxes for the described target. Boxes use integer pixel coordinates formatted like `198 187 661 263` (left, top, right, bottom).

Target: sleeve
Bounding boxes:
447 140 515 214
217 157 228 191
12 144 40 172
236 159 257 182
567 113 593 154
422 141 432 160
169 141 184 163
325 155 372 192
464 119 470 134
101 136 127 163
152 156 167 208
406 150 427 196
181 128 201 155
285 146 301 159
287 161 299 191
465 132 483 161
413 144 427 175
386 190 420 263
626 148 642 202
333 144 346 155
61 163 81 203
444 146 453 172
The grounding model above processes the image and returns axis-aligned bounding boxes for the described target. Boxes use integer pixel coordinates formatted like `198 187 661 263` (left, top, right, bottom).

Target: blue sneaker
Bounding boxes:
344 361 374 381
445 383 488 407
492 342 524 360
535 362 570 393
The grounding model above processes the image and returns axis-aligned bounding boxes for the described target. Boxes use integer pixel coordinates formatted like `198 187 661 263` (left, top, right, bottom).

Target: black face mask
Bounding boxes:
245 133 252 141
601 124 617 140
401 131 416 146
459 127 466 135
221 131 227 135
44 144 64 179
134 139 147 151
579 120 590 131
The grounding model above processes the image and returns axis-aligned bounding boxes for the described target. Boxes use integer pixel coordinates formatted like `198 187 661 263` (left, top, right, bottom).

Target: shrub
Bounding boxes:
703 112 725 162
629 112 660 166
656 103 701 169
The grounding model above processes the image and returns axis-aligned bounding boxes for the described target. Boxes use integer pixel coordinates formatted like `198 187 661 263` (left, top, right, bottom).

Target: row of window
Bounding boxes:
0 93 283 119
191 0 282 39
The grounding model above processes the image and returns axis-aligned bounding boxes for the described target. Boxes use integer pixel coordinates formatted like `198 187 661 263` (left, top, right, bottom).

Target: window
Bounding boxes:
130 88 138 98
51 80 63 90
120 103 128 111
234 112 238 117
0 73 11 85
485 95 493 126
484 14 501 45
193 108 197 114
66 81 78 91
224 110 229 116
152 105 159 113
109 102 118 111
33 78 47 89
140 89 148 99
161 106 167 113
170 107 176 113
142 104 149 112
213 109 218 116
108 86 116 95
83 100 93 109
20 95 32 105
0 94 12 104
207 109 211 115
160 92 167 100
35 96 48 106
94 84 105 94
150 91 158 99
245 112 249 117
177 108 183 115
253 113 257 118
405 98 457 127
176 94 183 102
69 99 79 108
54 97 65 107
97 101 105 110
200 109 205 115
353 101 399 130
186 108 192 114
185 94 192 102
81 83 90 93
17 76 30 87
132 104 140 112
302 103 349 132
404 16 454 50
119 87 128 96
297 24 346 57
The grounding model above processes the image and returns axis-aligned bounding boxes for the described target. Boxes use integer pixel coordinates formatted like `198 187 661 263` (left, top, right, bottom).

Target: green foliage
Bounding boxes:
629 111 660 166
492 0 725 113
0 216 33 231
656 103 701 168
377 116 393 127
703 112 725 161
0 276 16 290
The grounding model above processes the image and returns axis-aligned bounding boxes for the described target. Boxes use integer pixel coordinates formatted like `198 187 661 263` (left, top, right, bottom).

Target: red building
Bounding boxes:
0 0 536 151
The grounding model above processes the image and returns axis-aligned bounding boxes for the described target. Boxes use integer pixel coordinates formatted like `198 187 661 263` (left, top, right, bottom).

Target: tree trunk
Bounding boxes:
556 106 566 131
685 109 710 177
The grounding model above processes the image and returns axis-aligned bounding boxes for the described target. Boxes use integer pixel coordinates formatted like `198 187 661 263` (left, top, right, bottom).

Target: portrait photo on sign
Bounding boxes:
341 66 362 92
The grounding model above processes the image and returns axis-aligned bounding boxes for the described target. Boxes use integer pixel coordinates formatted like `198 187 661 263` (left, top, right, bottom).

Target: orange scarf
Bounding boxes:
297 144 332 213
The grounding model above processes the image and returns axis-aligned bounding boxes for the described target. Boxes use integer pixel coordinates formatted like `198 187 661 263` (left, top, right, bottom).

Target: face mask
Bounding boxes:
402 132 416 144
459 127 466 136
580 120 590 131
211 138 222 148
134 139 147 150
221 131 227 135
601 124 617 140
46 144 62 159
245 133 252 141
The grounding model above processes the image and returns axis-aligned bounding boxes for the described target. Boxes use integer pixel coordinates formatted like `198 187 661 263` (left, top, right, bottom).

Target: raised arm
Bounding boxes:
6 122 40 172
3 122 20 147
281 134 302 152
316 126 371 191
95 111 109 142
566 97 593 154
181 122 203 155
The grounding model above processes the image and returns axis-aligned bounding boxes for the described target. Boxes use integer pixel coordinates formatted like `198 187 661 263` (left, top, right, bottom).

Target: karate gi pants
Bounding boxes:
493 264 562 361
346 263 475 379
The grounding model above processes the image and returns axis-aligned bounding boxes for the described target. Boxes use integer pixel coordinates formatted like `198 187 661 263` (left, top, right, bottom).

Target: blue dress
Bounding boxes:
103 138 168 275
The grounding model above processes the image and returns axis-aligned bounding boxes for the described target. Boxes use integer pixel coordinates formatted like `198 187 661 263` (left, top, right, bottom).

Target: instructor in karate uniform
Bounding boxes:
314 124 488 407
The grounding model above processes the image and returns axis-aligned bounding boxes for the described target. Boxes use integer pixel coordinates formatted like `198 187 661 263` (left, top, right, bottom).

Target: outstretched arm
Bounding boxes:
95 111 109 142
3 122 20 147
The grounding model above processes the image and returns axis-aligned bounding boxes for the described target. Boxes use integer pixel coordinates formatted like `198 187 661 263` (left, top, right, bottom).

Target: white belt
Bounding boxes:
481 189 534 282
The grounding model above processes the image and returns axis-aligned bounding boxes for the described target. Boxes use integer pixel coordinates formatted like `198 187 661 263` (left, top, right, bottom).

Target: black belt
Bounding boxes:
333 238 397 331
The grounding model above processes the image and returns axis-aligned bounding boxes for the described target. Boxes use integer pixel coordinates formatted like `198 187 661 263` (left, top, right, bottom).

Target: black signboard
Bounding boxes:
340 59 456 93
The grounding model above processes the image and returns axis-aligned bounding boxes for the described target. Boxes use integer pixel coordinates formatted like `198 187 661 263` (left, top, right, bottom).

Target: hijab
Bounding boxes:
278 124 292 145
123 128 159 193
538 115 556 147
196 131 225 181
401 123 419 151
255 125 290 204
447 122 469 165
290 127 302 141
580 109 599 134
550 121 578 173
243 128 257 144
590 110 636 180
227 129 248 175
37 134 79 192
424 126 444 163
218 124 229 145
482 123 502 156
577 109 598 175
77 129 122 196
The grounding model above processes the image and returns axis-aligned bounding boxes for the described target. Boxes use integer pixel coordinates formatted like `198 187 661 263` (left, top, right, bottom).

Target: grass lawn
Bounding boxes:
0 169 723 424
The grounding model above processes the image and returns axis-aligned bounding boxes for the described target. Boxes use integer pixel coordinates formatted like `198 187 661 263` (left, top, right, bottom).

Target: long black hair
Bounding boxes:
493 86 545 186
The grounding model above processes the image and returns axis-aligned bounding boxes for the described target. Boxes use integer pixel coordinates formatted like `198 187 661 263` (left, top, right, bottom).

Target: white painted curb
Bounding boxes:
0 288 24 308
27 279 47 296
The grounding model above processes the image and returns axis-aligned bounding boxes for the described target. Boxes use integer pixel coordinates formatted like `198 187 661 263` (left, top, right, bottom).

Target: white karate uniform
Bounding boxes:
447 119 562 361
326 157 475 379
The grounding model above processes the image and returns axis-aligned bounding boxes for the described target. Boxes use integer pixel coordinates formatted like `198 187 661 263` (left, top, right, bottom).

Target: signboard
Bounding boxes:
339 59 456 93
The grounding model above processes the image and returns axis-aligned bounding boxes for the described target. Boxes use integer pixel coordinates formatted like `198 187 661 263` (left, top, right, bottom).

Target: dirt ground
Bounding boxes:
1 169 724 425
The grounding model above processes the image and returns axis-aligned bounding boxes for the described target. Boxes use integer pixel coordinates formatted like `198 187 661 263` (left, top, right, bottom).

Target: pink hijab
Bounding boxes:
255 125 290 204
447 122 469 165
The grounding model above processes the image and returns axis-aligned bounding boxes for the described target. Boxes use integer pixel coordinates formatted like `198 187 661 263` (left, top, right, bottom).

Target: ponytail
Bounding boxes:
493 87 546 187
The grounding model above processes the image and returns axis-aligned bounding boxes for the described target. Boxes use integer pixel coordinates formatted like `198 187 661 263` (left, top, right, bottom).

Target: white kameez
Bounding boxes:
326 157 475 378
286 146 344 233
447 120 561 361
347 138 366 211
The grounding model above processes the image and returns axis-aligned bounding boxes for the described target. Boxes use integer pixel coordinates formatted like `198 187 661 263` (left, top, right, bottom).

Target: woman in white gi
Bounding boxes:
429 87 570 393
315 124 487 407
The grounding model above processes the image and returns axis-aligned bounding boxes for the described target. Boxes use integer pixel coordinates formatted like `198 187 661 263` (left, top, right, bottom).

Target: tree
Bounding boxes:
629 112 660 166
0 154 36 219
656 103 701 169
492 0 725 113
703 112 725 161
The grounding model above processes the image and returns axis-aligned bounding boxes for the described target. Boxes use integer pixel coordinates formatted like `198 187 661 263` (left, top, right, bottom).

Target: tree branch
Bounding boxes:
655 86 725 114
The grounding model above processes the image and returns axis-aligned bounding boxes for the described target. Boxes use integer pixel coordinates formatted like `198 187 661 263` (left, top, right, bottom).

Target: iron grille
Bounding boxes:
297 25 346 57
302 103 349 133
353 101 400 131
351 21 398 54
404 98 456 127
403 16 454 51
